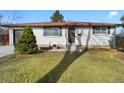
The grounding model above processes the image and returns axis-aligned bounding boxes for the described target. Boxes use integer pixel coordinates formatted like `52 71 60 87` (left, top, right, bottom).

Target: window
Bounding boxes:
101 27 107 34
93 27 108 34
13 30 23 45
93 27 100 34
43 27 62 36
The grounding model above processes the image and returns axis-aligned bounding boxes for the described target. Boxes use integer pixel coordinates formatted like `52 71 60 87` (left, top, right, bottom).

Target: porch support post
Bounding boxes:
9 28 14 45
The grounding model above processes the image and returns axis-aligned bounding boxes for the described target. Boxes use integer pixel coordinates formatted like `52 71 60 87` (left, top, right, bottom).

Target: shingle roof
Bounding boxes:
2 21 116 27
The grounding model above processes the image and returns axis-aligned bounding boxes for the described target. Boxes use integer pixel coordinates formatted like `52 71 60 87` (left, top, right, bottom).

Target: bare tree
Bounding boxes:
0 15 3 24
0 11 21 45
6 12 21 24
1 11 21 24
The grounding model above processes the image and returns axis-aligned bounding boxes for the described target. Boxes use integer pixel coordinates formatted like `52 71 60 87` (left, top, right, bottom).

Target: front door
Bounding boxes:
68 28 75 43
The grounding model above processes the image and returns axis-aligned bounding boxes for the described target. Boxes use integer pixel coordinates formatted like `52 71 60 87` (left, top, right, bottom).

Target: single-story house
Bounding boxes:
2 21 117 48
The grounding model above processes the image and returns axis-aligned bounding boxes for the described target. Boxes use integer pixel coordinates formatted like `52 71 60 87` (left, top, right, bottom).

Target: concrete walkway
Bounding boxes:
0 45 82 58
0 46 14 58
41 44 83 52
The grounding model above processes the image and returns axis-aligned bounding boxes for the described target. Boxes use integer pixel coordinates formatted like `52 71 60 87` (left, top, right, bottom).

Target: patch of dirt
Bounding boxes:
90 48 111 51
88 48 111 54
115 53 124 61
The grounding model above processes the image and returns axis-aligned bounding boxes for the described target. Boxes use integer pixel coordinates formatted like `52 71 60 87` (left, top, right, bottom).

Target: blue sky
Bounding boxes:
0 10 124 23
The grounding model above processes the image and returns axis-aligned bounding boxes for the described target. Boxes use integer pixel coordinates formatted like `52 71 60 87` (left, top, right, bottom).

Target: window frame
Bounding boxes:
93 27 109 35
43 27 62 37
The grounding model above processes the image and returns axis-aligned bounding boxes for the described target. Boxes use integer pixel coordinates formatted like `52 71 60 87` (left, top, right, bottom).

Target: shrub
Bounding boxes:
15 26 38 54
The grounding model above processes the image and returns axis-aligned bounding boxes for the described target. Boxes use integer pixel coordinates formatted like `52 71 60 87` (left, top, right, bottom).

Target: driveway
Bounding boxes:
0 46 14 58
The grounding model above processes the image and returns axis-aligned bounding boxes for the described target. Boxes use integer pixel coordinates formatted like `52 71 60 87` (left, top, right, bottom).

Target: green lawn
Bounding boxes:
0 49 124 83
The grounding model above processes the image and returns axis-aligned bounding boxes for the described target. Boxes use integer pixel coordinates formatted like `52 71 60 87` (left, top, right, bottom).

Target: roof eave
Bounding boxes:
1 24 116 27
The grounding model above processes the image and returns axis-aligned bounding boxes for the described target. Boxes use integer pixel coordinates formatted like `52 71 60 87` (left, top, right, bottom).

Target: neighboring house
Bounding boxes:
2 22 116 48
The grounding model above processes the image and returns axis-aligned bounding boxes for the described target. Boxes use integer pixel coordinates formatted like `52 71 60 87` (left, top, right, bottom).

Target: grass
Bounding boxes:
0 49 124 83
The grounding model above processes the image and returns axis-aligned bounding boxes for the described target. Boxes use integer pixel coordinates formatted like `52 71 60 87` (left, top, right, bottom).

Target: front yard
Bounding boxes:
0 49 124 83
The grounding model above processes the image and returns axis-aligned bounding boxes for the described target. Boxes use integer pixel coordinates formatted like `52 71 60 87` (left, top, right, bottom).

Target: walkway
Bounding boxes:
0 46 14 58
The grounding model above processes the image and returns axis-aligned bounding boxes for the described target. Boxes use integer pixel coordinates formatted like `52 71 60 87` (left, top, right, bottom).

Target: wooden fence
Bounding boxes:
0 32 9 45
116 36 124 50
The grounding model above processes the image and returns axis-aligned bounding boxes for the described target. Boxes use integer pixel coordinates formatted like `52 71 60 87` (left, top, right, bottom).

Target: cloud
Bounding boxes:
108 11 118 18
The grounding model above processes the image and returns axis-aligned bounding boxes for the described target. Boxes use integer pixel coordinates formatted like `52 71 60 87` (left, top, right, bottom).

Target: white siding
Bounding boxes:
32 27 67 46
75 27 116 46
9 26 116 47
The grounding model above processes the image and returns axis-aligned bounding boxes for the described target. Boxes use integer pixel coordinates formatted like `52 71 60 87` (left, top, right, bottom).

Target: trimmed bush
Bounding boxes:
15 26 38 54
